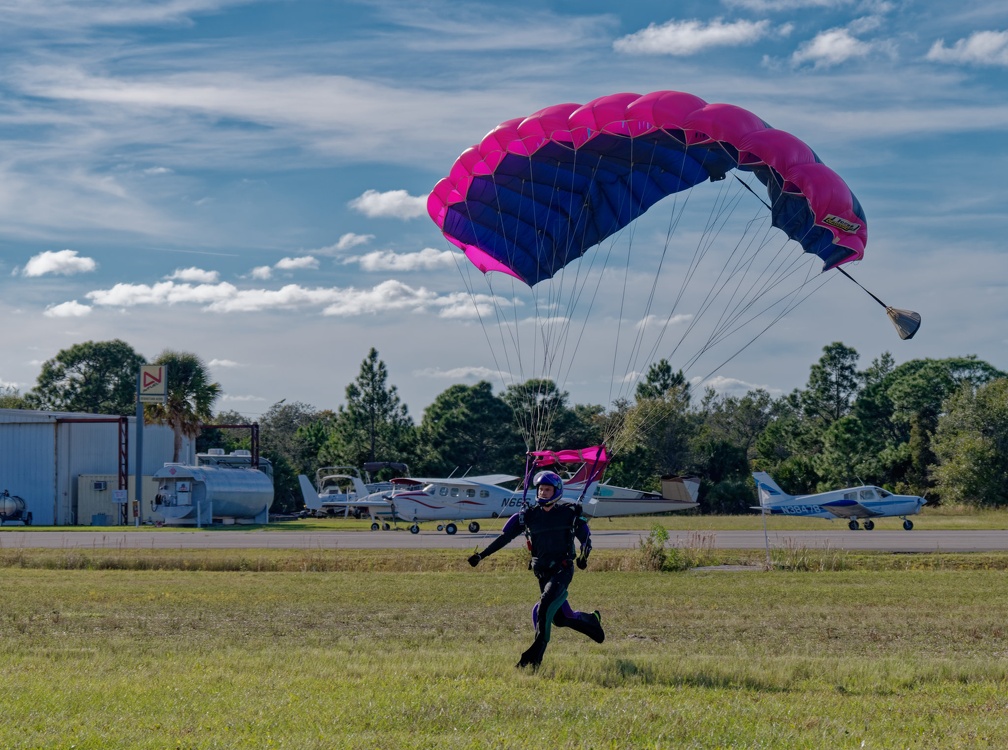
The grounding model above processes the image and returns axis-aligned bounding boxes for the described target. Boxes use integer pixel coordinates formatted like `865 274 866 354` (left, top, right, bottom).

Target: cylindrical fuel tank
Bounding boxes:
153 464 273 521
0 492 27 521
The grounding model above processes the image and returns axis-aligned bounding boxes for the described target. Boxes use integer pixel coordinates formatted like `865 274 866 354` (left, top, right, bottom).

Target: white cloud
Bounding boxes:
927 30 1008 67
348 247 458 272
143 166 173 175
219 393 267 403
635 313 693 330
311 232 376 256
413 365 501 381
724 0 853 9
348 189 427 219
208 358 241 368
614 18 775 55
250 266 272 280
86 280 239 307
336 232 374 251
23 249 97 277
696 374 783 397
275 256 319 271
44 299 92 318
792 28 873 67
166 266 219 283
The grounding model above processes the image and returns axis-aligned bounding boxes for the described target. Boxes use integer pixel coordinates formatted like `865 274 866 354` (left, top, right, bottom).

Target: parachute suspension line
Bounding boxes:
615 145 703 410
677 185 809 374
694 261 833 385
606 135 651 410
684 168 841 385
606 139 682 411
656 161 752 370
834 265 921 340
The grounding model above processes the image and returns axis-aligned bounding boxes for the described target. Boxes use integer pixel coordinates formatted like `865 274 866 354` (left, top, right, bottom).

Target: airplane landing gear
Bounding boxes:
409 523 420 534
370 522 380 531
848 519 860 530
903 518 914 530
863 520 875 530
445 523 457 535
468 521 480 533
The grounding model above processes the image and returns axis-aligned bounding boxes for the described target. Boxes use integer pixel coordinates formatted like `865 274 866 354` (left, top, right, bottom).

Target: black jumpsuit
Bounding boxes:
475 502 604 667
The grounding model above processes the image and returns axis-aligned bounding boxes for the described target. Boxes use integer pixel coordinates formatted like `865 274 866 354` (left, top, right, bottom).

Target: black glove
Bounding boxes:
576 551 588 570
468 553 482 567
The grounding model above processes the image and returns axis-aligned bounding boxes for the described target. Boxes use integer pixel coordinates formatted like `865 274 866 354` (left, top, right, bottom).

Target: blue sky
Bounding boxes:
1 0 1006 420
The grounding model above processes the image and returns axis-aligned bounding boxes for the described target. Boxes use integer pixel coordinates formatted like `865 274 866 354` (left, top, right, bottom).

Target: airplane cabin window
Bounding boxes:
466 489 476 498
451 488 459 497
439 487 448 496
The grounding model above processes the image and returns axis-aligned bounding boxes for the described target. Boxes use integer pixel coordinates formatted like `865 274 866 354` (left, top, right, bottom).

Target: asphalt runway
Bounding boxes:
1 528 1007 553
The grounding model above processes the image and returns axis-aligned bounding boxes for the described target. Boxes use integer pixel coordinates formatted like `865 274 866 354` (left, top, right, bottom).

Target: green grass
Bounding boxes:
2 549 1008 748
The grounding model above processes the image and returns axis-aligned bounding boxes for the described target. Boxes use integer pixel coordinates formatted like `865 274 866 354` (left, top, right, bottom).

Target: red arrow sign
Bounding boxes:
143 368 163 389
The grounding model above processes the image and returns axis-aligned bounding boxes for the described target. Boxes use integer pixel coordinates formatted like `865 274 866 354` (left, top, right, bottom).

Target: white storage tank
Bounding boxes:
152 461 273 526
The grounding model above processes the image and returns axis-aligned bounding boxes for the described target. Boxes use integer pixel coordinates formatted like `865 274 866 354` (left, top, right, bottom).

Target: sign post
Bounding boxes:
136 365 167 527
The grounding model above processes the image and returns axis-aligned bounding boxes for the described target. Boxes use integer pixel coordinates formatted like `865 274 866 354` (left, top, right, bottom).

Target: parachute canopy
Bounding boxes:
428 90 866 286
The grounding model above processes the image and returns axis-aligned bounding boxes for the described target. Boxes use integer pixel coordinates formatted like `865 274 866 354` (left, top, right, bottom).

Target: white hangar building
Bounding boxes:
0 408 194 526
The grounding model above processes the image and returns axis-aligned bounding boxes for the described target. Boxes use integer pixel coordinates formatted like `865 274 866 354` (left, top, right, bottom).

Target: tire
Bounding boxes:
445 523 457 535
468 521 480 533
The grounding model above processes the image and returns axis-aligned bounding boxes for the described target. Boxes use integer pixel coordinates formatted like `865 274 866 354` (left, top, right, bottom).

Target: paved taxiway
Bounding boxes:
1 528 1006 553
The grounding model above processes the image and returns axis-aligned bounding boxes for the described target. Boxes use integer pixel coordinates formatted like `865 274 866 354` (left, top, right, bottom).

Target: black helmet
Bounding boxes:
532 470 563 503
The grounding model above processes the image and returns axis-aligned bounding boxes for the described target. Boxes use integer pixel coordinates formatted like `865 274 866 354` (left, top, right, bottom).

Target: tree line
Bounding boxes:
3 340 1006 514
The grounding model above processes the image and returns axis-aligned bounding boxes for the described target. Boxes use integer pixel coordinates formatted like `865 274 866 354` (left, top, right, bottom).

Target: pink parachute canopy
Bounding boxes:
429 91 866 285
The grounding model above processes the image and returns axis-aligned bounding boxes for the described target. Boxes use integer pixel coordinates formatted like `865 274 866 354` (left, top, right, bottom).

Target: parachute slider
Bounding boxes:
836 266 921 340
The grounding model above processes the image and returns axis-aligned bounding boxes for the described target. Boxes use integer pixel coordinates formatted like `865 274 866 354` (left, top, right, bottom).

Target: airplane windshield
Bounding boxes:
877 488 892 498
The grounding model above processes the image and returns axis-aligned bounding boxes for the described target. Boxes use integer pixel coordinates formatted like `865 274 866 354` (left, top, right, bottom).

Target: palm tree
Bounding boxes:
144 350 221 462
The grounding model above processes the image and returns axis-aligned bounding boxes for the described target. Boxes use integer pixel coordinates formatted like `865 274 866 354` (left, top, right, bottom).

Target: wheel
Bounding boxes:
863 520 875 530
848 519 860 531
370 522 380 531
409 524 420 534
468 521 480 533
436 524 445 531
903 519 914 530
382 522 391 530
445 523 457 535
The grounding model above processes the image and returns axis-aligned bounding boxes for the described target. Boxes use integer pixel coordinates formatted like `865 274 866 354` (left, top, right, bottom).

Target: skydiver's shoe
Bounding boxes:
590 610 605 643
517 643 544 670
515 655 540 670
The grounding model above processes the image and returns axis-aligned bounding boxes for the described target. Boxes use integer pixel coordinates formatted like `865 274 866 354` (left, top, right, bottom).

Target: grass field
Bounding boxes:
2 545 1007 749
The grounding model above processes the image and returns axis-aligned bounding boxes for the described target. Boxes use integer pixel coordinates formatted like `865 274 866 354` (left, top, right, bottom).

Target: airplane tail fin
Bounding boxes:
298 475 321 512
751 472 792 508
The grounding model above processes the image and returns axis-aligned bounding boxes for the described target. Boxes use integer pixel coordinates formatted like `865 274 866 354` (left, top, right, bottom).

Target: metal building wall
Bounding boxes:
0 419 57 525
1 409 194 525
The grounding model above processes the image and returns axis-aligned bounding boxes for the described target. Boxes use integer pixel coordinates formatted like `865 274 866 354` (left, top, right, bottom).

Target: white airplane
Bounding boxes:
297 445 700 534
300 472 525 534
297 462 406 522
752 471 927 530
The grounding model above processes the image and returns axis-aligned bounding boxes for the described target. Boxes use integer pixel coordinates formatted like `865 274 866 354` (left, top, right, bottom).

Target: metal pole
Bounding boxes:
134 372 143 527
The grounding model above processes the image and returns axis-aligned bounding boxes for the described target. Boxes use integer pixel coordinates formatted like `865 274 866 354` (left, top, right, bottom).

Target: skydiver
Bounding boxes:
467 470 604 669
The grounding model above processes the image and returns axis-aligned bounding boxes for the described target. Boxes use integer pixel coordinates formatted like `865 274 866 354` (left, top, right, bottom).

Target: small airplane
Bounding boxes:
752 471 927 530
300 471 523 534
297 446 699 534
298 464 400 521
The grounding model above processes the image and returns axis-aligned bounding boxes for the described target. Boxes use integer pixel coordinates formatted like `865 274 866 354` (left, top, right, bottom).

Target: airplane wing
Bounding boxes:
819 499 884 519
319 497 393 511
